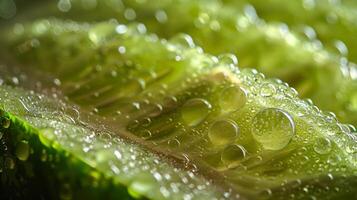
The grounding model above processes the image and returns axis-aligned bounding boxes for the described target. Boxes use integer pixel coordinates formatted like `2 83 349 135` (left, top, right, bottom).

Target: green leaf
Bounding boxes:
0 19 356 199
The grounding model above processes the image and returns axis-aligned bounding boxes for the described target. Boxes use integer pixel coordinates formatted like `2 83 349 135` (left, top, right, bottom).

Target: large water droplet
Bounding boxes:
313 137 332 154
181 98 211 126
219 86 246 113
15 140 30 161
251 108 295 150
221 144 247 168
208 120 238 146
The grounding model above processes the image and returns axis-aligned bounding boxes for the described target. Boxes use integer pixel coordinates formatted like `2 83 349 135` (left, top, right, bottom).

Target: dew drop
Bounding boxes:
221 144 247 168
208 120 238 146
118 46 126 54
15 140 30 161
155 10 168 23
57 0 71 12
260 83 276 97
251 108 295 150
140 130 152 140
168 139 180 148
116 24 128 34
124 8 136 20
313 137 332 154
181 98 211 126
219 86 246 113
114 150 122 160
334 40 348 56
170 33 195 48
218 53 238 66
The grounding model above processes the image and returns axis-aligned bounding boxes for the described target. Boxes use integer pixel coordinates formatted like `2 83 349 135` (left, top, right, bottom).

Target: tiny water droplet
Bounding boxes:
221 144 247 168
53 78 61 86
114 150 122 160
15 140 30 161
260 83 276 97
219 86 246 113
124 8 136 21
313 137 332 154
170 33 195 48
168 139 180 148
116 24 128 34
155 10 168 23
118 46 126 54
57 0 71 12
218 53 238 66
251 108 295 150
140 130 152 140
181 98 211 126
208 119 238 146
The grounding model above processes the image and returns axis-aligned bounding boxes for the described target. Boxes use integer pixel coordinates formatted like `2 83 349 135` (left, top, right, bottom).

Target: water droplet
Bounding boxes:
209 120 238 146
118 46 126 54
57 0 71 12
170 33 195 48
116 24 128 34
155 10 168 23
140 130 152 140
260 83 276 97
334 40 348 56
218 54 238 66
313 137 332 154
221 144 247 168
15 140 30 161
181 98 211 126
219 86 247 113
114 150 122 160
2 117 10 128
53 78 61 86
124 8 136 20
168 139 180 148
251 108 295 150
